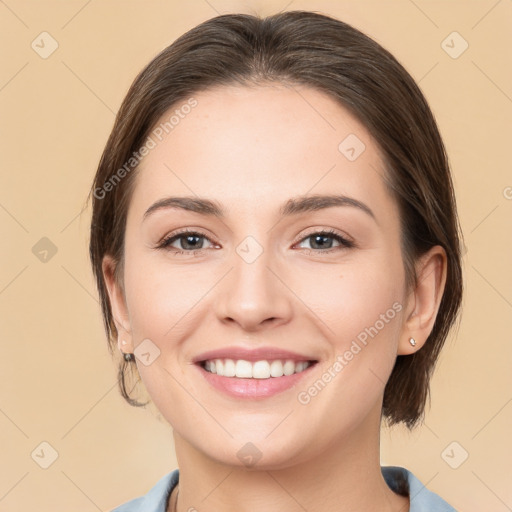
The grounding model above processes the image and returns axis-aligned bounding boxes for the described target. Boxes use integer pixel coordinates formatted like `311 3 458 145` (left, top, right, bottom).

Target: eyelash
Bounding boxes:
156 228 355 256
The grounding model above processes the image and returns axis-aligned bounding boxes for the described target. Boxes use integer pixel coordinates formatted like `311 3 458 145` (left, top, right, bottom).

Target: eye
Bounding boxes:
156 227 354 256
157 229 215 254
295 229 354 253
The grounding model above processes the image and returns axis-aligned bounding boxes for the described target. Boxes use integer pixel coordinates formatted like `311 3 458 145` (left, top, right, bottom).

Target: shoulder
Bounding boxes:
110 469 179 512
382 466 457 511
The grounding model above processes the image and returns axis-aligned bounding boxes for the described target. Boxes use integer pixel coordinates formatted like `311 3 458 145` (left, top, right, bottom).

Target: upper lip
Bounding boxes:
193 346 318 364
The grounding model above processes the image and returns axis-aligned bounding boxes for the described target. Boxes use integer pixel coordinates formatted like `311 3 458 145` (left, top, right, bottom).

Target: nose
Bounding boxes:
214 243 294 332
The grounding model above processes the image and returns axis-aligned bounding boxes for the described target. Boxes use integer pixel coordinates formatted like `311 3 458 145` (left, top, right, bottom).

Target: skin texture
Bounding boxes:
103 84 447 512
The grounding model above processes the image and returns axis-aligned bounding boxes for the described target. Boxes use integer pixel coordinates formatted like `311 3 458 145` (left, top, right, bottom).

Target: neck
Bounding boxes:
171 405 409 512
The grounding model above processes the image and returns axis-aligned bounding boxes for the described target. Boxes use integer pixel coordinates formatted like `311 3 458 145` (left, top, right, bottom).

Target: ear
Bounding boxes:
398 245 447 355
102 254 134 356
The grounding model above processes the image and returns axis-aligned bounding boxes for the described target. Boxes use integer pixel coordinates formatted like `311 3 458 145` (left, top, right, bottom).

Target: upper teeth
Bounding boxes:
204 359 312 379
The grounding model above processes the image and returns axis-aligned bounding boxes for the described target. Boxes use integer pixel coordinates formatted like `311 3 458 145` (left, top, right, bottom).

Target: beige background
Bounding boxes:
1 0 511 511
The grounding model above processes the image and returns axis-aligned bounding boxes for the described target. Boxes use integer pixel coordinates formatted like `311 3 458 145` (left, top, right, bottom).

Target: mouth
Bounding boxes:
194 358 319 399
197 358 318 379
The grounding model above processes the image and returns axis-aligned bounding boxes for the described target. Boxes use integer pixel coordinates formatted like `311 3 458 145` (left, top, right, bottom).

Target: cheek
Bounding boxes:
293 265 404 425
122 258 203 406
294 251 405 405
123 243 201 327
297 254 404 346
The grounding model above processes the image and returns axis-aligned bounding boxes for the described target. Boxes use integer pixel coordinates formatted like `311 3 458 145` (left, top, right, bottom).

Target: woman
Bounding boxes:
89 11 463 512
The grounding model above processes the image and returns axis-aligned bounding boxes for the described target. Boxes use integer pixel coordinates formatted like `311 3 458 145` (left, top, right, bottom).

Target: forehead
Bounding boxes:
129 83 394 221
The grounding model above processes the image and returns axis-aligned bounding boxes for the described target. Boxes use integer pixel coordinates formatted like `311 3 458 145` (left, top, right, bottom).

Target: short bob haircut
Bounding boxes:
88 11 463 428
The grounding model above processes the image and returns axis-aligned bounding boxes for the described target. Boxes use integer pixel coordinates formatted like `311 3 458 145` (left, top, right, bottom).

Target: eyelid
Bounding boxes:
156 228 217 249
156 226 355 253
292 226 355 247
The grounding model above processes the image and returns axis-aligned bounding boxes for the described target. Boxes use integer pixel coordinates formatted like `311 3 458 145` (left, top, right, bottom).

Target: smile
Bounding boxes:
201 358 314 379
196 359 318 399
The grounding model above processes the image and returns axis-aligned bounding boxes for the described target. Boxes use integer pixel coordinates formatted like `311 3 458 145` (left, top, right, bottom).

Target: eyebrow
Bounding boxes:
143 194 376 222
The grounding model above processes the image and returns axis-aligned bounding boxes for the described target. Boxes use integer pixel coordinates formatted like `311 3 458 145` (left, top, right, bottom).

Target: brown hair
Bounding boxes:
88 11 463 427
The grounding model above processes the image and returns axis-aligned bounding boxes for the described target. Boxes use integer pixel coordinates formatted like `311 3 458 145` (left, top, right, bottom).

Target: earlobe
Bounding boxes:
102 255 134 355
398 246 447 355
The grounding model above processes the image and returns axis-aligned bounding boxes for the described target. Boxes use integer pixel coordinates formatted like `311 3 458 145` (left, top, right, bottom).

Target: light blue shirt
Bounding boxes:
111 466 456 511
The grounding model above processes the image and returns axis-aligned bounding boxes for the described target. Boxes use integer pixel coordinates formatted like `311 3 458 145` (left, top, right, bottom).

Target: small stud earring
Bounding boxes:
409 338 417 347
124 352 135 362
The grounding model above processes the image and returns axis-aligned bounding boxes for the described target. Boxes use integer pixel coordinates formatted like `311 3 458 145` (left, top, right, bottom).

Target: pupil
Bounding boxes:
312 235 332 249
183 235 201 250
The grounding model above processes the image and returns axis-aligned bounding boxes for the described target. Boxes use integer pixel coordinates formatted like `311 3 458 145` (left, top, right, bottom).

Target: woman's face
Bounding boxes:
107 84 413 468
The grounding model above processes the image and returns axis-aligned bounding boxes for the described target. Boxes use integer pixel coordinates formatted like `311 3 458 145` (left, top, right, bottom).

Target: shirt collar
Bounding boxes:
119 466 455 511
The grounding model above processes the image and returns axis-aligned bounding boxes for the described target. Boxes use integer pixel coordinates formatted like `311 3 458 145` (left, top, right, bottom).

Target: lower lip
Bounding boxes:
196 363 317 399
